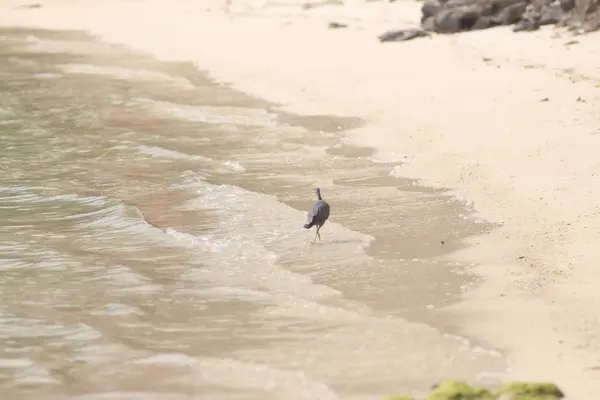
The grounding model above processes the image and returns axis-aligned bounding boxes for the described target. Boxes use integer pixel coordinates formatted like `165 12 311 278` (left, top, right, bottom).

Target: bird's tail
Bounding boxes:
303 222 314 229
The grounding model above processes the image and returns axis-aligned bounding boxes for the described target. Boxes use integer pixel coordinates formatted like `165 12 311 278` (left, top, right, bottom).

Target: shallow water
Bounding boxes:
0 27 506 400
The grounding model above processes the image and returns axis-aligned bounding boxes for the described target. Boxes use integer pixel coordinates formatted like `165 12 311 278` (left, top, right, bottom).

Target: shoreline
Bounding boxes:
0 25 509 400
3 0 600 397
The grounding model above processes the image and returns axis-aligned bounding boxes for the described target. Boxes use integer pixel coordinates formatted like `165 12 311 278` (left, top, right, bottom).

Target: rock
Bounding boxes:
495 395 518 400
491 2 528 25
302 0 342 10
540 3 568 24
434 6 482 32
387 0 600 38
496 382 565 398
583 17 600 32
472 16 495 28
418 0 530 33
422 0 443 19
559 0 575 11
386 380 566 400
328 22 348 29
513 19 540 30
422 16 437 30
17 3 41 8
514 3 542 30
378 28 430 42
426 381 493 400
443 0 477 9
484 0 527 15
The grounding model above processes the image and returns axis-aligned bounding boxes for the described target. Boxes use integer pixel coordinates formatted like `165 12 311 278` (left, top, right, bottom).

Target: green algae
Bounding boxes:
426 381 493 400
496 382 564 399
384 381 564 400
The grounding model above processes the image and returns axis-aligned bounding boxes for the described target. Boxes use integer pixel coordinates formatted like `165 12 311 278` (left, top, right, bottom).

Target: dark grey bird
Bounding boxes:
303 188 330 244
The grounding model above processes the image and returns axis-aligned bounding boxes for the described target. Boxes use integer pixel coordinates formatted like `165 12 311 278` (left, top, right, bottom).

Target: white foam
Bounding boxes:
33 73 63 80
162 178 376 319
30 259 70 271
90 303 142 317
189 286 273 302
0 188 107 206
0 119 23 126
73 393 183 400
443 333 503 358
63 324 103 342
117 284 164 295
14 364 60 385
0 259 33 272
90 265 149 289
57 63 195 89
135 144 212 162
8 56 37 66
133 353 197 366
137 97 279 127
71 343 138 365
222 160 246 172
197 357 340 400
389 164 409 177
0 358 34 368
131 144 246 174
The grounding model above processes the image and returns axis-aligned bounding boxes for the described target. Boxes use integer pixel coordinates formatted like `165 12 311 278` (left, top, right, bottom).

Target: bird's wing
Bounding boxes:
307 200 329 224
306 202 320 224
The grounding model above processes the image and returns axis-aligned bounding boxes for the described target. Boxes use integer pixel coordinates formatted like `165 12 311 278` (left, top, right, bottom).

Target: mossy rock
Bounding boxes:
383 381 564 400
495 382 564 399
426 381 494 400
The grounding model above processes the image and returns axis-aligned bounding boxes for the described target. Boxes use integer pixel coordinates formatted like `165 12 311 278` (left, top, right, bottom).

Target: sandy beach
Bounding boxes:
3 0 600 398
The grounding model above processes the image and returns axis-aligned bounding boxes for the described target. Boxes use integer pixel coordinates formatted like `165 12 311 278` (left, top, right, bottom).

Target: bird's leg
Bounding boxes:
311 229 318 244
316 226 322 241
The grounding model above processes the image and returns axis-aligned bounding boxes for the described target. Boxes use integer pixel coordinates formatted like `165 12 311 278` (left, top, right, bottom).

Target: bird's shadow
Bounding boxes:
321 239 364 245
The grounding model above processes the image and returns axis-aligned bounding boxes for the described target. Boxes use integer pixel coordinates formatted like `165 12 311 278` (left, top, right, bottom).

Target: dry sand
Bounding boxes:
3 0 600 397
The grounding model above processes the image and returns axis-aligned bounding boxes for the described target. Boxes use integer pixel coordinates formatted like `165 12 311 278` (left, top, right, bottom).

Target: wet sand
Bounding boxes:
3 0 600 398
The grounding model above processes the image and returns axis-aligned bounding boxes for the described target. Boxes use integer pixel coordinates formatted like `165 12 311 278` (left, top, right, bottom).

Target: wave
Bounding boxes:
57 63 195 90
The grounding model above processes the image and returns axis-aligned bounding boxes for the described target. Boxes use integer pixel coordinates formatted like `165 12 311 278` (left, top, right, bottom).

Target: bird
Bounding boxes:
303 187 330 244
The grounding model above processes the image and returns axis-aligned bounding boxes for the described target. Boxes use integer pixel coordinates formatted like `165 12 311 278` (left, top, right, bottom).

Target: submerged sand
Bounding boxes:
3 0 600 398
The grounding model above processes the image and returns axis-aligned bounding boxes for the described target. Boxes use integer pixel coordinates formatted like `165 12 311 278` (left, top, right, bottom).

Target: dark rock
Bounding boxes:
540 3 568 24
559 0 575 11
484 0 527 15
17 3 41 8
513 18 541 30
328 22 348 29
491 2 527 25
443 0 477 8
472 16 495 28
422 16 437 31
434 6 482 32
407 0 598 38
583 17 600 32
514 3 542 30
523 3 541 17
422 0 443 19
378 28 430 42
